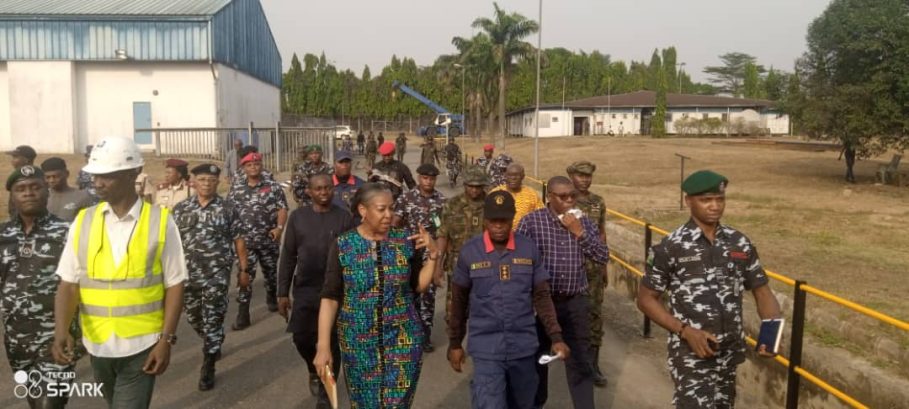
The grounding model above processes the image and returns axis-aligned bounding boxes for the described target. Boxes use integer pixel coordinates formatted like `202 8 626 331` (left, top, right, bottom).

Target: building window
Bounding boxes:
611 114 616 119
703 113 709 120
623 113 628 119
634 114 639 119
682 113 689 118
552 117 559 122
540 114 550 128
721 113 729 121
666 113 673 122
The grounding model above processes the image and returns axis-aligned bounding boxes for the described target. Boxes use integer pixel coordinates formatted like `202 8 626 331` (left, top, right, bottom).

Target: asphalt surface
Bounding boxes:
0 140 676 408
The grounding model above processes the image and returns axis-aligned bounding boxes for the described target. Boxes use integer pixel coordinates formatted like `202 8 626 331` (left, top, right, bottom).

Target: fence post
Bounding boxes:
643 223 653 338
541 182 548 205
275 122 282 173
786 280 807 409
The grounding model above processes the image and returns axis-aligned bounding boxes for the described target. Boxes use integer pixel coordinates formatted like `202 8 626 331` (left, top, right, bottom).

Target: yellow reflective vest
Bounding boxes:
73 202 167 344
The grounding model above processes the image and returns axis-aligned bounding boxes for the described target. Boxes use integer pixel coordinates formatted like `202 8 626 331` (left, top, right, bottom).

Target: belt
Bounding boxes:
551 293 581 302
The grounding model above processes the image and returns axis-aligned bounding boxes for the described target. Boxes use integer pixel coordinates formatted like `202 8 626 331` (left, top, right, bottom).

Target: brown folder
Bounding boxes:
320 365 338 409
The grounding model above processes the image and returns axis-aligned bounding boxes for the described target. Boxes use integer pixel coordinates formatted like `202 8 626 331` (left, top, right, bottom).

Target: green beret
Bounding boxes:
6 165 44 191
567 161 596 175
308 144 323 153
682 170 728 196
463 165 489 186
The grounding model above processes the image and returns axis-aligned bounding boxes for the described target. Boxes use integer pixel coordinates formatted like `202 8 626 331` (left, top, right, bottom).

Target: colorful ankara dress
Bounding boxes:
322 228 425 408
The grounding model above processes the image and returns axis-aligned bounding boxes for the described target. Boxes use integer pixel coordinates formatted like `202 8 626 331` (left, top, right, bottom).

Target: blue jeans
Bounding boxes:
90 346 156 409
471 355 538 409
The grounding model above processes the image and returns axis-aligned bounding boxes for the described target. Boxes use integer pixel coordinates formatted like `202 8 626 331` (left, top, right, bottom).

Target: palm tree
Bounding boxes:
452 33 498 140
469 2 539 145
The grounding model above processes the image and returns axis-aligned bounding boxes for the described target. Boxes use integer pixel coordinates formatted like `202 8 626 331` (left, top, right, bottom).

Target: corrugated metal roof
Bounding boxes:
0 0 231 17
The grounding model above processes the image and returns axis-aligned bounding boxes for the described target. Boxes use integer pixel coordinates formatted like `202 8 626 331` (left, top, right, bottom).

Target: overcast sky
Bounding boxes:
258 0 832 82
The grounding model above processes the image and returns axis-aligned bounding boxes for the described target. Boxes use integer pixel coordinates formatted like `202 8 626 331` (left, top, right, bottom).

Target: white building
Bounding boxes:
0 0 281 154
507 91 790 138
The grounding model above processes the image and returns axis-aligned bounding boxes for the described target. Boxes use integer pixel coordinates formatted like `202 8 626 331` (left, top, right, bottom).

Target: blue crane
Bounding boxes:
392 81 464 138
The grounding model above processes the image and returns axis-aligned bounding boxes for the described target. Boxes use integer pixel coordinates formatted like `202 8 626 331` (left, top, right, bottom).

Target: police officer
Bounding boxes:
365 133 378 169
154 158 195 208
435 166 488 321
292 145 333 206
172 164 250 391
567 160 609 387
330 150 365 214
356 130 366 155
226 152 288 328
371 141 416 200
1 165 82 409
447 191 569 409
393 163 446 352
395 132 408 162
475 144 512 188
638 170 782 409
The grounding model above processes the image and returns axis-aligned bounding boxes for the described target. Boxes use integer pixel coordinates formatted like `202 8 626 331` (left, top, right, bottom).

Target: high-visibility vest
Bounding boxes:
73 202 167 344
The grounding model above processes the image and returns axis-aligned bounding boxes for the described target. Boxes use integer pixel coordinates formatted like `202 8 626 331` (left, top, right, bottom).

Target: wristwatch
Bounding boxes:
159 333 178 346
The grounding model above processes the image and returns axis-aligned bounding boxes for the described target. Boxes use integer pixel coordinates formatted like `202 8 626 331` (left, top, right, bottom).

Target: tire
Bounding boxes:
427 126 437 137
449 126 461 139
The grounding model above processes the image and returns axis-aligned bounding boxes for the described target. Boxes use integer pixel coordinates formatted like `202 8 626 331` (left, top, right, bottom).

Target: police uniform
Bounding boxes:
443 142 462 187
476 146 512 188
448 191 564 409
437 166 488 319
291 145 333 206
394 163 446 350
395 134 407 162
567 160 609 385
172 165 245 374
226 156 288 310
643 171 769 409
1 166 82 408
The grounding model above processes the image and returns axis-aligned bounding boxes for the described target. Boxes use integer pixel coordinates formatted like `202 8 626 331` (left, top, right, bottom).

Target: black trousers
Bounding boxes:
290 302 340 378
534 294 596 409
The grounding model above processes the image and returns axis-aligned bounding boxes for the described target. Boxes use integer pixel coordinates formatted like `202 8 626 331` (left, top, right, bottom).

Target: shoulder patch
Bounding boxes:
512 258 533 266
470 261 492 270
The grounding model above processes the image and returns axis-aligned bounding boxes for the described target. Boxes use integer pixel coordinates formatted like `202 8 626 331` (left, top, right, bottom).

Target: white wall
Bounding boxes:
5 61 77 153
0 63 9 150
215 63 280 128
594 109 640 135
75 62 217 149
763 113 790 135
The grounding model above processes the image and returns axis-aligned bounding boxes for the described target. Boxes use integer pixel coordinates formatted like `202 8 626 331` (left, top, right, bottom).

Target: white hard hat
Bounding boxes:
82 136 145 174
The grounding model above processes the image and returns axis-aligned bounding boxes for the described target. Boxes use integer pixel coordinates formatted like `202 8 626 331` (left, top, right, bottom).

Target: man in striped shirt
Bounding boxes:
516 176 609 409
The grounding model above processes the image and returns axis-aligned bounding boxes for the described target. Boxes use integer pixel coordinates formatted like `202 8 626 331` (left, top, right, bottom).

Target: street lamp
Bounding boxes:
533 0 542 178
454 63 467 136
676 62 686 93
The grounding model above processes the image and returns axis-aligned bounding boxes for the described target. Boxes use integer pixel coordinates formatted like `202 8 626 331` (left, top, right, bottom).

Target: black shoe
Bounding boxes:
592 346 608 388
213 350 222 361
199 353 216 391
266 292 278 312
232 303 251 331
309 375 321 396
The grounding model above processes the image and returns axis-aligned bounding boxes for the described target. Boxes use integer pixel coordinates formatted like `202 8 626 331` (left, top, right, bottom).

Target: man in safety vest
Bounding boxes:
52 136 187 409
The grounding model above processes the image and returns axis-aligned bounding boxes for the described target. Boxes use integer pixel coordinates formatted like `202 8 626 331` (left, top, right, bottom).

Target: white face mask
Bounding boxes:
558 208 584 220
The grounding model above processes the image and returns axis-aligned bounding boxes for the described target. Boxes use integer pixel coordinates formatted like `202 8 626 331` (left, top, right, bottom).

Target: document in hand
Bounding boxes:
321 365 338 409
755 318 785 355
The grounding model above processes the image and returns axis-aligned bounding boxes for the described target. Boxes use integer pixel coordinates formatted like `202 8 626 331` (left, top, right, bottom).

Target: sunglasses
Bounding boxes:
551 191 578 201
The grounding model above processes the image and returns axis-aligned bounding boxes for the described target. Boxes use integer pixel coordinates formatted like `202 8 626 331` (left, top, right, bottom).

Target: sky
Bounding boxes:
258 0 832 83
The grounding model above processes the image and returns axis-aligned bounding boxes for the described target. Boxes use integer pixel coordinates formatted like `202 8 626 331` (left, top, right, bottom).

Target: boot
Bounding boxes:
266 292 278 312
592 346 608 388
232 303 251 331
199 353 216 391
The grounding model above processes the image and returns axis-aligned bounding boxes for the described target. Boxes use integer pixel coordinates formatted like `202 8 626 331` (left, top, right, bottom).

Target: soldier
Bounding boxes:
228 146 275 194
371 142 416 200
442 139 462 188
567 160 609 387
277 174 354 408
435 166 488 322
475 144 512 188
395 132 408 162
393 163 447 352
475 144 494 175
41 157 96 222
154 158 195 209
172 164 250 391
447 191 569 409
356 130 365 155
420 136 440 166
226 152 288 329
365 133 378 169
292 145 333 206
377 131 385 146
638 170 782 409
491 163 544 229
1 165 82 409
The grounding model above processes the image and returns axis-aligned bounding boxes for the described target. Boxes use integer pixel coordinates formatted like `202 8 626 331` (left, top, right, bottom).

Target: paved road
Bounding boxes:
0 138 676 408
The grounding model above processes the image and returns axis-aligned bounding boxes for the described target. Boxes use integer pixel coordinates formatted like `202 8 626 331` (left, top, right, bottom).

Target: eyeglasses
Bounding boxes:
551 191 578 201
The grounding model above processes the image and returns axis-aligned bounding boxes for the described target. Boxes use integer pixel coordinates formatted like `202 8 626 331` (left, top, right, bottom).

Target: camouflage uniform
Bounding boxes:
443 143 462 186
228 169 275 195
437 167 487 321
172 195 244 355
420 141 440 166
226 176 288 306
76 170 98 200
576 193 607 347
365 138 378 169
395 135 407 162
644 220 769 409
394 187 446 347
477 154 513 188
292 160 333 206
0 213 82 400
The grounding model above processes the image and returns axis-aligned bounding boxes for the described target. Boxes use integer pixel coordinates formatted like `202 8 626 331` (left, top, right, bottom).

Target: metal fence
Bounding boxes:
139 125 335 174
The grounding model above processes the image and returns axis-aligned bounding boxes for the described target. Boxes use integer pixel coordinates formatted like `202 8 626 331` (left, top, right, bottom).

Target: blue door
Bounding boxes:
133 102 152 145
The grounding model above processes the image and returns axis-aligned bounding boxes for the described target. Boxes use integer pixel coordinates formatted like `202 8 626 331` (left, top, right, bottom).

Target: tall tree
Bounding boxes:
800 0 909 155
652 70 668 137
703 52 765 96
470 2 539 145
742 62 763 98
763 68 786 101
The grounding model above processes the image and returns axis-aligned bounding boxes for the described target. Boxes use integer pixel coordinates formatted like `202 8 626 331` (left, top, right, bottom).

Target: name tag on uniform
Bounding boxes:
500 265 511 281
678 255 702 263
730 251 748 260
471 216 479 227
470 261 491 270
512 258 533 266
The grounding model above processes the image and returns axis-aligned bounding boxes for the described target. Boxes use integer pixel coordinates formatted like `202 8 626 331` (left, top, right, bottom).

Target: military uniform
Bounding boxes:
365 138 378 169
172 193 244 356
1 210 82 405
395 134 407 162
153 180 195 209
372 156 416 200
443 142 462 187
226 173 288 307
643 171 770 409
292 158 333 206
394 164 446 350
420 140 440 166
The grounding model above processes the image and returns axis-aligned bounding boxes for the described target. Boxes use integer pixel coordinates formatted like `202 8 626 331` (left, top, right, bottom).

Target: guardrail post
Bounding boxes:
643 223 653 338
541 182 548 205
786 280 807 409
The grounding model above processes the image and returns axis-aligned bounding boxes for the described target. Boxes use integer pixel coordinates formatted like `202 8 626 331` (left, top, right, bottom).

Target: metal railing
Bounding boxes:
519 176 906 409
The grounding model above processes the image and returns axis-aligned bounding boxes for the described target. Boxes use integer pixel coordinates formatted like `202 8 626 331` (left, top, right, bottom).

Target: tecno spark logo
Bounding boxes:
13 370 104 399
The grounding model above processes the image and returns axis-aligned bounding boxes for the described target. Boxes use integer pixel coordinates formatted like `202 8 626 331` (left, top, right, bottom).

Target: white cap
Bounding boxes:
82 137 145 174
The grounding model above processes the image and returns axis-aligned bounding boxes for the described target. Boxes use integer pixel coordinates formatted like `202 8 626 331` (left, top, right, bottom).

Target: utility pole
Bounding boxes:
677 62 686 93
675 153 691 210
533 0 543 178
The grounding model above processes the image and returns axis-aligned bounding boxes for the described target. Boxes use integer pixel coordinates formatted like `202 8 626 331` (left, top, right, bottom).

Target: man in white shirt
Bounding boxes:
52 137 187 409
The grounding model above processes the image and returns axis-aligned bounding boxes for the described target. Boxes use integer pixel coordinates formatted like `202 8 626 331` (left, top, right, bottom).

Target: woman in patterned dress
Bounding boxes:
315 183 438 408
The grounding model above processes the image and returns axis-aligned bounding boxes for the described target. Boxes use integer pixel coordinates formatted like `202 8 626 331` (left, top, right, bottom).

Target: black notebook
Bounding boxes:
756 318 785 354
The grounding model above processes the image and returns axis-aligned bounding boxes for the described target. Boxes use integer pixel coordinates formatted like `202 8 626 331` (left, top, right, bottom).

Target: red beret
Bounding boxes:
240 152 262 165
165 158 188 168
378 142 396 156
483 144 494 151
